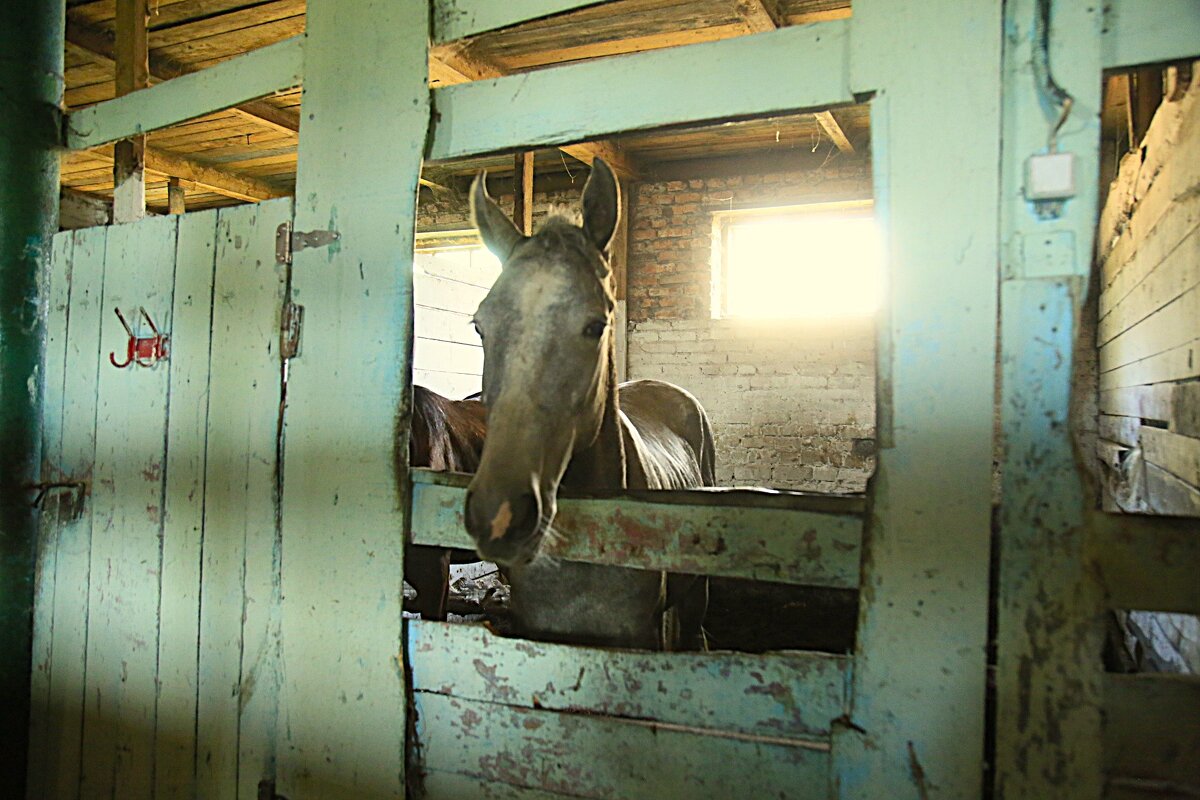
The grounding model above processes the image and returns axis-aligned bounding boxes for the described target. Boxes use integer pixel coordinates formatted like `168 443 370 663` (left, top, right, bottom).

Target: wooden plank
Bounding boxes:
26 232 75 799
413 692 831 799
1098 382 1176 421
60 187 111 228
87 144 289 202
1100 282 1200 374
410 476 864 588
433 0 613 43
1101 0 1200 70
512 151 534 235
154 209 218 799
1092 517 1200 614
34 227 108 798
112 0 149 223
408 620 847 741
1140 426 1200 488
412 369 481 400
277 0 428 795
428 21 851 161
414 338 483 376
1104 674 1200 789
414 271 491 314
66 36 304 150
167 176 185 213
1099 223 1200 346
735 0 785 33
813 109 855 154
195 200 288 797
1175 382 1200 437
1100 335 1200 391
967 0 1091 791
414 306 482 346
80 213 178 798
420 772 580 799
1099 414 1141 448
1145 462 1200 517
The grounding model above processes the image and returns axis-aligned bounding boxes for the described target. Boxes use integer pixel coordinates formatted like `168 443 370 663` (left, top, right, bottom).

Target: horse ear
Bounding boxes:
470 171 525 263
581 158 620 252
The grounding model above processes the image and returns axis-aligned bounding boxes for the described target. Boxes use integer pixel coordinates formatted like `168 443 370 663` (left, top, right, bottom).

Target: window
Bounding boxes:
411 237 500 398
712 202 883 319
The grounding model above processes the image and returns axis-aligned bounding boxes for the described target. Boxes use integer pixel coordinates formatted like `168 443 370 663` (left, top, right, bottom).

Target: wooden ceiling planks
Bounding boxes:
60 0 867 212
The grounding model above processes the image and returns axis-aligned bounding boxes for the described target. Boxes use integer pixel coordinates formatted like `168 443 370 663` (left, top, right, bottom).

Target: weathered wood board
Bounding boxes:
409 620 848 743
1103 673 1200 790
29 199 290 799
411 471 864 588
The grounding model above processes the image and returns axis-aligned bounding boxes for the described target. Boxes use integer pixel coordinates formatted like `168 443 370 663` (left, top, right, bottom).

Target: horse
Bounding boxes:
462 158 715 650
403 384 488 619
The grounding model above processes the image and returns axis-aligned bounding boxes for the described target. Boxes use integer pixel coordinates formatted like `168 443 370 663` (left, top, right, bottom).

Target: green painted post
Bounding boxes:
278 1 428 796
0 1 63 794
834 1 1003 795
994 1 1105 794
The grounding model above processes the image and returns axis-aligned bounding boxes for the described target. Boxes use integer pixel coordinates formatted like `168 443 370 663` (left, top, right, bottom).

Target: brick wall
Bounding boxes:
626 159 876 492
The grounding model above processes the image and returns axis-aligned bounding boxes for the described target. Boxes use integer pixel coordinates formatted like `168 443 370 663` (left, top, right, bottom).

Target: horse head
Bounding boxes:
463 159 621 566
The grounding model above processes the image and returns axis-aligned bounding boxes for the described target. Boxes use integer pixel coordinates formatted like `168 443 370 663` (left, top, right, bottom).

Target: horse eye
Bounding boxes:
582 320 606 339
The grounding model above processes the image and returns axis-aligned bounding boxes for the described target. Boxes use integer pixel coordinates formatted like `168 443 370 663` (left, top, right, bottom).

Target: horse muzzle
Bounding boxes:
463 485 543 566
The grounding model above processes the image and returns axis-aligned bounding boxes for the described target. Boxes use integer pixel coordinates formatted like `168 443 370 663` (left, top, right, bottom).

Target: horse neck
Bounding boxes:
562 336 626 492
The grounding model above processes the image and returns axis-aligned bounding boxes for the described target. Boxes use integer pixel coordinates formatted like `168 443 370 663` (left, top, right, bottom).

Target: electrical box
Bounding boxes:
1024 152 1076 201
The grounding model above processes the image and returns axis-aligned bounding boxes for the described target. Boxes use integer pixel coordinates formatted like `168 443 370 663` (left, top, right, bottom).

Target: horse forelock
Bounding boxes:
511 216 614 306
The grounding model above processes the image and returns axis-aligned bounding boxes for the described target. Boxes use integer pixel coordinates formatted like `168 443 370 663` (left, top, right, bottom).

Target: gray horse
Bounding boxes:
462 158 715 650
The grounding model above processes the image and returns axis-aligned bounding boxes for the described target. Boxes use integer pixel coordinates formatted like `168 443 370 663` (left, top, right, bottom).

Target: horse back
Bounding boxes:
618 379 716 490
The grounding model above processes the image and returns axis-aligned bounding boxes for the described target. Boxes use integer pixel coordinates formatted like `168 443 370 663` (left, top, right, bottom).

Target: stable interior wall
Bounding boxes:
626 157 876 493
1093 66 1200 517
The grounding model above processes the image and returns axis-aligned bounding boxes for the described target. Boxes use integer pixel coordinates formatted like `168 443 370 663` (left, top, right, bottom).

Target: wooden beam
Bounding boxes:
167 176 185 214
67 36 304 150
59 188 111 229
65 19 301 136
431 46 641 178
144 147 287 201
734 0 784 34
429 21 852 165
89 145 287 202
814 110 856 154
432 0 613 44
513 151 534 234
113 0 149 223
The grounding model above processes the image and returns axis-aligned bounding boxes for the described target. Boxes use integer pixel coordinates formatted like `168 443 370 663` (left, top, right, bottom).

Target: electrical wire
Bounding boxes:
1032 0 1075 151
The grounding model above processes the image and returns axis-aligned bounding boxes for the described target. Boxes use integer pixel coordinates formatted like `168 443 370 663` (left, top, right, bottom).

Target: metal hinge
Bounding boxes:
281 301 304 359
275 221 340 265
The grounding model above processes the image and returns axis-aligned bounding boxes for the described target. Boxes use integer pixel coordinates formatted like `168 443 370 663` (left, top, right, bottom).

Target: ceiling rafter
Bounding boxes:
734 0 785 33
728 1 854 154
87 144 288 202
430 44 642 179
813 110 856 155
66 18 301 135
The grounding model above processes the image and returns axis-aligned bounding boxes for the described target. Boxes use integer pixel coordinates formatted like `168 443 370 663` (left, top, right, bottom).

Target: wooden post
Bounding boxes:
513 151 534 235
1127 66 1163 147
113 0 149 223
0 1 63 794
279 1 429 796
167 176 185 214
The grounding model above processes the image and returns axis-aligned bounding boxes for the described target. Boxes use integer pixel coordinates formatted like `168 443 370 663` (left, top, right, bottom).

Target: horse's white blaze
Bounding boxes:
490 500 513 541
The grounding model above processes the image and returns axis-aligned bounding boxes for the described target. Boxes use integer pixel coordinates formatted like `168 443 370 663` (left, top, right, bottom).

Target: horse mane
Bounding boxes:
409 385 487 472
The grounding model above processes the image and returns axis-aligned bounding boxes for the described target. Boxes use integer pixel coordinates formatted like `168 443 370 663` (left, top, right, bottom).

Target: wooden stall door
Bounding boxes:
27 199 291 800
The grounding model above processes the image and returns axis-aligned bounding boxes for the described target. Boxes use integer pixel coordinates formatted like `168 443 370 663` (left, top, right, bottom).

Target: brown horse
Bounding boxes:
463 159 715 650
403 384 487 619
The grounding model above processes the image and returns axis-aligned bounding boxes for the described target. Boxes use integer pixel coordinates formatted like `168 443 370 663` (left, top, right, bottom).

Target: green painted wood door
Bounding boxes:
27 199 291 800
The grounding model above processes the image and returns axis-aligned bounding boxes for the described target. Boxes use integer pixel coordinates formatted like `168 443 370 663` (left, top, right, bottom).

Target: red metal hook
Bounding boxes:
109 307 169 369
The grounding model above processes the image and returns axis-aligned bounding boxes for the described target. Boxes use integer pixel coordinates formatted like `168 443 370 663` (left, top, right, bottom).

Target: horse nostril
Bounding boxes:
508 492 539 538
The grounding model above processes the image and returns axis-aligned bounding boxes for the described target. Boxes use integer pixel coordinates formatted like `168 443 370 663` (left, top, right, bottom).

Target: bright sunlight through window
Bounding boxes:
714 203 884 319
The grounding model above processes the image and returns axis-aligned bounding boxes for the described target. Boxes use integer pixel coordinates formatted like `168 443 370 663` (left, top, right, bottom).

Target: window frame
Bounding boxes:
711 198 877 320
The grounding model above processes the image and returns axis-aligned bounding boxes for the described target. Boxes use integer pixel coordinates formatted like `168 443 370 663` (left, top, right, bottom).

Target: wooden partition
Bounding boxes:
28 201 290 798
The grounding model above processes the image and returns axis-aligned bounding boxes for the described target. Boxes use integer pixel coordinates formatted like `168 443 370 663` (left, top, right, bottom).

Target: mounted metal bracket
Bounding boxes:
281 301 304 359
275 221 340 265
